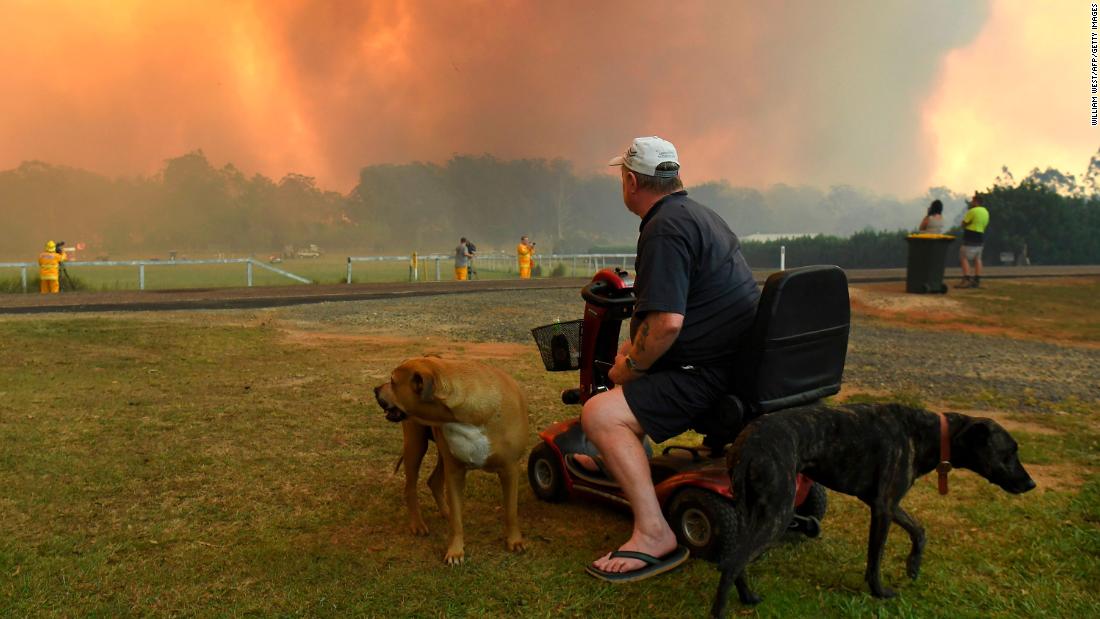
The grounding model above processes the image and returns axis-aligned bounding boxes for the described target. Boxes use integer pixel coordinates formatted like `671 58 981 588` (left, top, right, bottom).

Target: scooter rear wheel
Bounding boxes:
669 488 735 561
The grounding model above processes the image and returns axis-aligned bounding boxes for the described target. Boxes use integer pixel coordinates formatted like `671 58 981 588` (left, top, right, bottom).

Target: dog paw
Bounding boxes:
738 592 762 606
872 587 897 599
906 557 922 580
444 549 465 565
409 521 429 536
506 537 527 553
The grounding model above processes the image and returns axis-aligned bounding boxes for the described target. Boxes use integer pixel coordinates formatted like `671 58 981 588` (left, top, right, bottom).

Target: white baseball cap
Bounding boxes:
608 136 680 178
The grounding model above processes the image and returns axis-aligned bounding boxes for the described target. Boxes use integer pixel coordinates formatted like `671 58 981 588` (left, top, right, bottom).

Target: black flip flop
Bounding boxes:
585 545 690 583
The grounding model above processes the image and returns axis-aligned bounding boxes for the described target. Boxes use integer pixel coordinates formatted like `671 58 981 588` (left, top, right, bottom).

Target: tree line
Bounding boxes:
1 149 1098 266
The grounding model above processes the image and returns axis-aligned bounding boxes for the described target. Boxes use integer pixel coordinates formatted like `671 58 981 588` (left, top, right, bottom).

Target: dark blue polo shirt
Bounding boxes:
632 190 759 368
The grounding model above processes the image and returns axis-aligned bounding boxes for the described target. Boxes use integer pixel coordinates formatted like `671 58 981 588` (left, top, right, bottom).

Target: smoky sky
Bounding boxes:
0 1 988 194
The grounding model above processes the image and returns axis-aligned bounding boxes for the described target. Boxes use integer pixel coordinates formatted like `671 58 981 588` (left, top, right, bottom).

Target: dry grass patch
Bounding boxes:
850 277 1100 348
849 284 969 315
1025 463 1088 492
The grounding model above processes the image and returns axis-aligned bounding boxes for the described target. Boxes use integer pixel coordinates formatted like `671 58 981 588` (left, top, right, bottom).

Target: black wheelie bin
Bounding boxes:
905 233 955 294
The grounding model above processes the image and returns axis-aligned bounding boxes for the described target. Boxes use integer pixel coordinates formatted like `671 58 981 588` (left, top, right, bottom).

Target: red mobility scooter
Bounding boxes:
528 265 851 559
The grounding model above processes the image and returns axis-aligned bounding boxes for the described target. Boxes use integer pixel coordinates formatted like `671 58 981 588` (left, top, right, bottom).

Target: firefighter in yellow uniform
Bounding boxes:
38 240 66 294
517 235 534 279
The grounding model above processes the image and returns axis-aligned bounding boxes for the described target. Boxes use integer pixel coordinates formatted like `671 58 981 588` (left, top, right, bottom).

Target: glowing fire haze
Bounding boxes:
0 1 1091 195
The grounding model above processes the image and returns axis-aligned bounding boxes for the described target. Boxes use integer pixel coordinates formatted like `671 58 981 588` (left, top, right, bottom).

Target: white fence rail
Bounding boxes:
0 258 310 293
344 249 793 283
345 252 640 283
5 246 788 292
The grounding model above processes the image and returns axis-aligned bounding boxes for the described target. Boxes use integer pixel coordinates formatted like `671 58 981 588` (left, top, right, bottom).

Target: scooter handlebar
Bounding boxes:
581 280 636 308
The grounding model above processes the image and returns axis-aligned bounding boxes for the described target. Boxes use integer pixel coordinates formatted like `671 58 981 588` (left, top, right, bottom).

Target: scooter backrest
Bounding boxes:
735 265 850 415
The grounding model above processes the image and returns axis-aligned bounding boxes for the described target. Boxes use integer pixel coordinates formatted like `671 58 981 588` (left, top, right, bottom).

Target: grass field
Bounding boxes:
0 281 1097 617
0 254 617 292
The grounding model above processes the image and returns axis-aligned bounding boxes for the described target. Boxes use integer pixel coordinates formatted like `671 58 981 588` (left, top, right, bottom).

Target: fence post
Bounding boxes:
346 257 353 284
780 245 786 271
139 264 145 290
247 260 253 287
21 266 27 293
409 252 418 282
435 257 441 281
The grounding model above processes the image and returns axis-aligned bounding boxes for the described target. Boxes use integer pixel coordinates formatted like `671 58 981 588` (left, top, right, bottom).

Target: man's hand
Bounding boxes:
609 312 684 384
608 351 637 385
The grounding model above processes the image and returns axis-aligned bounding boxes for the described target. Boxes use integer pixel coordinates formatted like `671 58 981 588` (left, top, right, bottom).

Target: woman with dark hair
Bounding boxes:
919 199 945 233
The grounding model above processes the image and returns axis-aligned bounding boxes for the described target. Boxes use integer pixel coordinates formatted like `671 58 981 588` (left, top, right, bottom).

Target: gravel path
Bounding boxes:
273 288 1100 410
848 323 1100 407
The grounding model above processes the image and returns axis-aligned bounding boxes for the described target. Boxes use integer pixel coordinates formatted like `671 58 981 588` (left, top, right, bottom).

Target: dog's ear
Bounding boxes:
956 417 999 453
411 370 436 402
407 358 456 405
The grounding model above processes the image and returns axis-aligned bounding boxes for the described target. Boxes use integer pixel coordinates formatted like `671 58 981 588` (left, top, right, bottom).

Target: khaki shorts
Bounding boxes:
961 244 983 262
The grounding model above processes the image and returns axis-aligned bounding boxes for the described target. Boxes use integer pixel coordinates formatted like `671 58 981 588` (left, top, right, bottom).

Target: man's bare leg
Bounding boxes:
958 247 973 287
581 387 677 573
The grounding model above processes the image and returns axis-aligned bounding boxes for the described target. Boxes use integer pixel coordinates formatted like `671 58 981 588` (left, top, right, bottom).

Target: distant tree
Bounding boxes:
1084 150 1100 197
349 162 456 251
981 182 1100 264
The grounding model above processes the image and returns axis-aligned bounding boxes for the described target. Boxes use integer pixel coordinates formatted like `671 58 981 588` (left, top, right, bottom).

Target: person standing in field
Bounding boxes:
38 240 66 294
958 193 989 288
517 235 535 279
464 239 479 279
919 199 945 234
455 237 473 280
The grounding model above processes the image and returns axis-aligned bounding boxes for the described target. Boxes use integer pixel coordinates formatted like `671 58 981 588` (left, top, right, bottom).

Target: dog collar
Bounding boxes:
937 412 952 495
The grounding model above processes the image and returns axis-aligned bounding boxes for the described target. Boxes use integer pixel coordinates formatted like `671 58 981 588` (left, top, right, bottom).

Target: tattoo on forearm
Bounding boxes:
636 322 649 353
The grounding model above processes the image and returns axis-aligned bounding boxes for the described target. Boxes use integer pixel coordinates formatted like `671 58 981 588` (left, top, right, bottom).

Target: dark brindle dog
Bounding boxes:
712 403 1035 618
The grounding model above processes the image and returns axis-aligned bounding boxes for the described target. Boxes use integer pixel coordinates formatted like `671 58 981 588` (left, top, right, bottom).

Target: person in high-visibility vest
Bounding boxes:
517 235 535 279
958 193 990 288
38 240 66 294
455 237 473 280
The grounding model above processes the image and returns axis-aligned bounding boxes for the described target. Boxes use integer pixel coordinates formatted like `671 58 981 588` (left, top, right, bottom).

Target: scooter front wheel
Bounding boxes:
528 442 569 502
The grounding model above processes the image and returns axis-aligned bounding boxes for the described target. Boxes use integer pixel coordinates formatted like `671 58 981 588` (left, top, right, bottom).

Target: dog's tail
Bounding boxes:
393 455 404 474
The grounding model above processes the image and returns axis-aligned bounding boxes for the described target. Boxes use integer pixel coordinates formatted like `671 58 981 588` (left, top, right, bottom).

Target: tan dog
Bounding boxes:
374 356 529 564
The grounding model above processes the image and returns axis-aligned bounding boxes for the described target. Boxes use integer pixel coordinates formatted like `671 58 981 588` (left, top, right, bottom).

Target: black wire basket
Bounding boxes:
531 319 583 371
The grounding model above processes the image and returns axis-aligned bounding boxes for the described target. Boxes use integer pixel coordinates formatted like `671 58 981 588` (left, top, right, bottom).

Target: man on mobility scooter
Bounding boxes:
531 263 847 579
578 136 761 581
